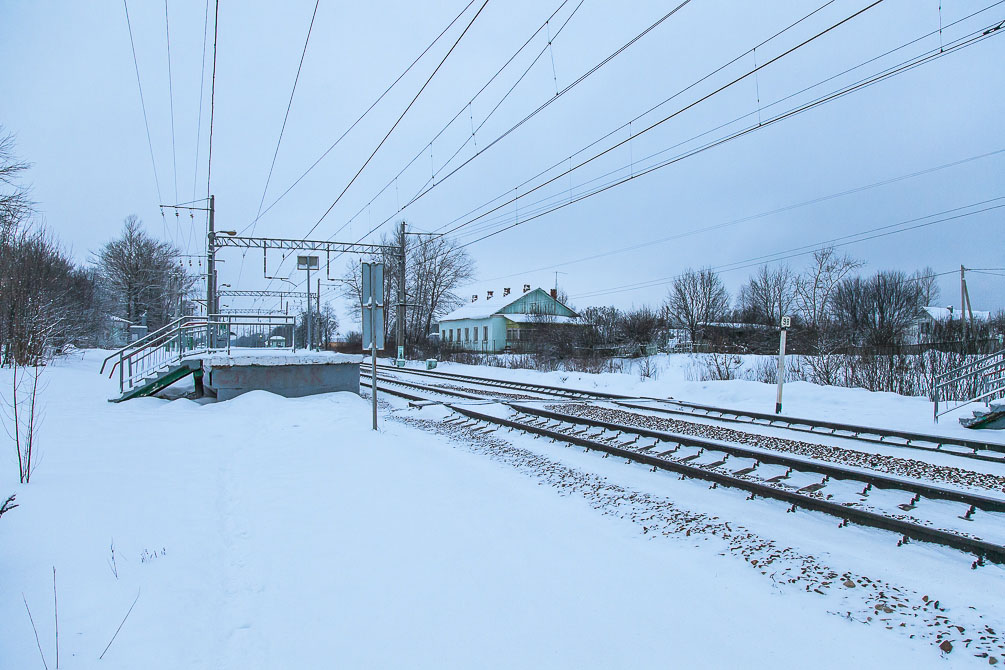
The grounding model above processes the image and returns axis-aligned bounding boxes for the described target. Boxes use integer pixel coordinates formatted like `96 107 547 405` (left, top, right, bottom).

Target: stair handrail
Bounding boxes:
933 347 1005 421
935 352 1005 389
121 323 212 377
933 348 1005 385
100 315 205 375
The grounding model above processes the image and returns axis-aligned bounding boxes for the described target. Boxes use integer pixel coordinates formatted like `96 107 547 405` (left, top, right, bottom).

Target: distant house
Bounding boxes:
439 286 579 353
909 305 992 343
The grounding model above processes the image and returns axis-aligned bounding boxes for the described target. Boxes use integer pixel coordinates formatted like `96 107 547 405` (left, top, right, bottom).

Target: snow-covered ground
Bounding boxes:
1 351 1002 667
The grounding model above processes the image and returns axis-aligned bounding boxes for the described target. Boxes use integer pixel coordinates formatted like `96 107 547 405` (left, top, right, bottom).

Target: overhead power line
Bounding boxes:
326 0 583 244
446 0 889 244
240 0 479 233
258 0 490 301
164 0 179 205
122 0 163 204
350 0 696 246
249 0 320 238
206 0 219 198
191 0 210 202
448 0 1002 242
432 0 842 239
452 6 1004 248
299 0 492 241
572 198 1005 300
238 0 322 286
464 149 1005 286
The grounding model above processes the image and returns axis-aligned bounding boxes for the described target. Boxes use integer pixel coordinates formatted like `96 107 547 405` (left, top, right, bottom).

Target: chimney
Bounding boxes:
550 288 558 300
471 294 478 302
486 290 494 300
523 284 531 293
503 287 511 297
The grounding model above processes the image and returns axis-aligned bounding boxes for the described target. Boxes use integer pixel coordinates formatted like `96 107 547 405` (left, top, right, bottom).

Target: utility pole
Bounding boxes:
306 261 312 350
207 194 215 317
316 278 322 350
775 315 790 414
397 220 406 363
961 264 975 339
206 194 216 347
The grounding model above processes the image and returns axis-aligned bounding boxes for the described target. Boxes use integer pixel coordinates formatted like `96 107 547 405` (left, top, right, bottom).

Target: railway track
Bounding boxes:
375 364 1005 463
362 372 1005 565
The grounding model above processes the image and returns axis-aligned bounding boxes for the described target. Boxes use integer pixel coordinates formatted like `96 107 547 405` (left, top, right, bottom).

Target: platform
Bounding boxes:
198 351 362 401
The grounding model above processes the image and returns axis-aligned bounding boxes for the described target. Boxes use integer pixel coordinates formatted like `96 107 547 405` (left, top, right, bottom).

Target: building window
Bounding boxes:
473 327 478 342
507 328 520 341
464 328 469 341
448 329 453 342
483 326 488 342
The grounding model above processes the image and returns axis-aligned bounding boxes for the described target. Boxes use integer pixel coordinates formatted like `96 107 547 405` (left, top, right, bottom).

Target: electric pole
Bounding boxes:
306 261 312 350
397 220 406 362
206 194 215 317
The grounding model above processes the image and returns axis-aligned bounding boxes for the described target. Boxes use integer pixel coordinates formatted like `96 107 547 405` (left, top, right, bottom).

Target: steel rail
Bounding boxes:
377 365 1005 459
615 401 1005 464
449 403 1005 565
365 376 1005 564
511 404 1005 513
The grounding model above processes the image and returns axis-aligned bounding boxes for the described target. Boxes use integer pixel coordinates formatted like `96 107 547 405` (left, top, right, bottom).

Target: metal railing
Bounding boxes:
100 314 297 396
933 348 1005 421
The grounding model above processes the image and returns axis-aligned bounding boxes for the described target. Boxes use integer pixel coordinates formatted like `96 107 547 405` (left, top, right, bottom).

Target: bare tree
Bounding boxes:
794 247 863 329
3 361 46 482
618 306 663 350
737 264 795 325
665 267 730 342
833 270 923 346
340 226 475 348
912 266 941 307
406 234 475 344
0 127 32 241
580 306 621 347
95 216 193 332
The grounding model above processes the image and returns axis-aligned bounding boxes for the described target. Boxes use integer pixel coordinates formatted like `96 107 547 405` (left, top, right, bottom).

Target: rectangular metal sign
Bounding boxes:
362 262 385 350
297 255 319 270
363 306 385 350
361 261 383 306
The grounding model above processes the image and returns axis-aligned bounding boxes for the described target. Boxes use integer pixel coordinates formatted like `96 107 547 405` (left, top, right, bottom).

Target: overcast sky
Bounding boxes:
2 0 1003 323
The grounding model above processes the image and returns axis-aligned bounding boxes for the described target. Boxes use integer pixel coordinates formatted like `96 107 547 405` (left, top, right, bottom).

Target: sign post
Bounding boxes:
297 255 319 349
775 315 790 414
362 262 384 430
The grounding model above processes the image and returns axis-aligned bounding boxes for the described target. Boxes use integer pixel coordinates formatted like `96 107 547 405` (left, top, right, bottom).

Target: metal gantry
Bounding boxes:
214 235 398 255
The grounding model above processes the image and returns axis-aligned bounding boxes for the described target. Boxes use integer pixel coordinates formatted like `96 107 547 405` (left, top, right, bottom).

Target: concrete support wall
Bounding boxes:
205 361 360 401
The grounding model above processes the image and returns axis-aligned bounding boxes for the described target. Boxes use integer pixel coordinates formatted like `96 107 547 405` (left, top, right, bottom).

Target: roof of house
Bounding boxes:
921 306 991 322
441 287 576 322
440 301 500 321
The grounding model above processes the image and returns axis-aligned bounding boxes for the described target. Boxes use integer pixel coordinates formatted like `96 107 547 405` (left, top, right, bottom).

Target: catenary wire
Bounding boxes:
122 0 163 205
454 12 1003 247
462 149 1005 286
299 0 491 241
324 0 583 244
439 0 1002 243
572 199 1005 300
239 0 479 235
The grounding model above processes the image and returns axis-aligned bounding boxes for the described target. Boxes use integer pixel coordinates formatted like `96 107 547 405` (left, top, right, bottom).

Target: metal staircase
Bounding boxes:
933 348 1005 424
100 314 296 402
